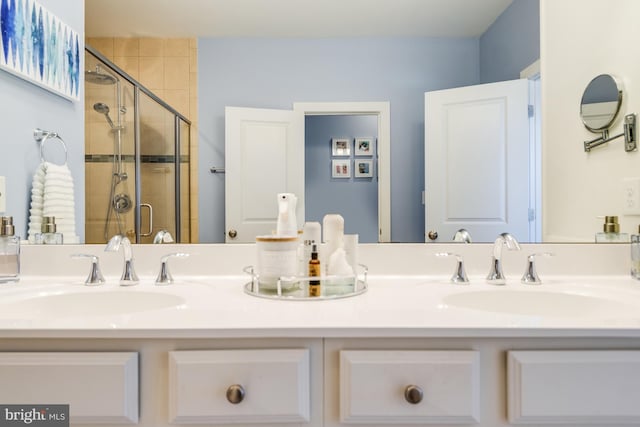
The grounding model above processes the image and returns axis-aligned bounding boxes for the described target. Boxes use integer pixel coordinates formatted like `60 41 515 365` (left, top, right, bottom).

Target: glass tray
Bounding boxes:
242 264 368 301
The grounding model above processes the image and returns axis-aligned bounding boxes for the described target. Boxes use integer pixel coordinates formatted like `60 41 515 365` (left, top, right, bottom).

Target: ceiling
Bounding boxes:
85 0 513 38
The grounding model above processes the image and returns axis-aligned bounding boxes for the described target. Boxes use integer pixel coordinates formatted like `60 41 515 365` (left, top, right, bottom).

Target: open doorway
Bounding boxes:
305 114 379 242
294 102 391 242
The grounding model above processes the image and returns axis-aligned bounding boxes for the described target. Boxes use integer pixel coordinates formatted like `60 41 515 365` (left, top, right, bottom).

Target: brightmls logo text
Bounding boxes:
0 405 68 427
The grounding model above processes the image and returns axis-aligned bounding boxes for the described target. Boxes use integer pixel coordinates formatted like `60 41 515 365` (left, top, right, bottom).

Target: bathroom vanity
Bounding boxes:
0 243 639 427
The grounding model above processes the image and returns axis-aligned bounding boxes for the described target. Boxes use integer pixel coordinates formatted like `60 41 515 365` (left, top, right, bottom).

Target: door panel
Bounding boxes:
225 107 304 243
425 79 530 243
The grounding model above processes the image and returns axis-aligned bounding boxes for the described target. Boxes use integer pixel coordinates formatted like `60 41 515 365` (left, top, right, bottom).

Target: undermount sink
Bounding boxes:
442 289 639 318
0 290 186 319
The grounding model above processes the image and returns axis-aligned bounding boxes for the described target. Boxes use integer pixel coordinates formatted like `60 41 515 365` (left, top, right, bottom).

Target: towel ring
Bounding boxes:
34 128 68 165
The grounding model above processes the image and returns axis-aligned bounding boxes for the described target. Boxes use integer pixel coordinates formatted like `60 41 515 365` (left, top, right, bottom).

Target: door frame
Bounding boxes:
521 59 542 242
293 102 391 242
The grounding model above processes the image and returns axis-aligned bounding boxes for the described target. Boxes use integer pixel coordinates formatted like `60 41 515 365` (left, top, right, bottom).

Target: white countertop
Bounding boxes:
1 243 638 339
2 273 640 339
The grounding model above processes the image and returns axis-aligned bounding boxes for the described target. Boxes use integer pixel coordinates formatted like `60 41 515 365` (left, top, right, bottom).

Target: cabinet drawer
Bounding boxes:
508 350 640 424
0 352 138 424
168 349 310 424
339 350 480 424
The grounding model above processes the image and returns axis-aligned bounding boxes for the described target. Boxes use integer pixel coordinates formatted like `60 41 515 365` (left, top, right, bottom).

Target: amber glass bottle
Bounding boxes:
308 244 321 297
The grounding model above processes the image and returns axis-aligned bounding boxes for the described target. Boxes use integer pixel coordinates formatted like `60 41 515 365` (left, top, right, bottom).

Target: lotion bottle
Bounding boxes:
0 216 20 283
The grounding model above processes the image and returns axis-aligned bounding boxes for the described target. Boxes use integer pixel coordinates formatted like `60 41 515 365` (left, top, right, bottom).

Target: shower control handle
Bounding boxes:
140 203 153 237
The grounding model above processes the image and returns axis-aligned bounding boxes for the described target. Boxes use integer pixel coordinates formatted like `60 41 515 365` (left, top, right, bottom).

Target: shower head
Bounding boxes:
93 102 116 128
85 66 117 85
93 102 110 115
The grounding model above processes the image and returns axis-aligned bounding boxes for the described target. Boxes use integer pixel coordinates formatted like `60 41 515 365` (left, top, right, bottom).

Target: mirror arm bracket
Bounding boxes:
584 113 636 152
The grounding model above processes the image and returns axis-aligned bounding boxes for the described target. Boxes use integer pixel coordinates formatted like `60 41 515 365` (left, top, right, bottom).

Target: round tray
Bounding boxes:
242 265 368 301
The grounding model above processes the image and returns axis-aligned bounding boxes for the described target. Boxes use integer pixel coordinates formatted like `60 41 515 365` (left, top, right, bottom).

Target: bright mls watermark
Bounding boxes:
0 405 68 427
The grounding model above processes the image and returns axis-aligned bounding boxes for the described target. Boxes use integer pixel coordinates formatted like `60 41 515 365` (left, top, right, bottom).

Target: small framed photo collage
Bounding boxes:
331 137 375 179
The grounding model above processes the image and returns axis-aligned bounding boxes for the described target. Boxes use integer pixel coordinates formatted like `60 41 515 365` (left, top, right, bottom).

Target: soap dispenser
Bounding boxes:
276 193 298 237
0 216 20 283
595 216 629 243
35 216 63 244
632 225 640 279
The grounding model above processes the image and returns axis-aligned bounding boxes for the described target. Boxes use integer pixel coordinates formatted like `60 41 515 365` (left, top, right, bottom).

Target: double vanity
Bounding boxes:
0 243 639 426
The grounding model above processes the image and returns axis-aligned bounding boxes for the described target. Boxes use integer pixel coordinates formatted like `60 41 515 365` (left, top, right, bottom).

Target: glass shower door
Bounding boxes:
137 91 178 244
85 46 191 244
85 53 137 243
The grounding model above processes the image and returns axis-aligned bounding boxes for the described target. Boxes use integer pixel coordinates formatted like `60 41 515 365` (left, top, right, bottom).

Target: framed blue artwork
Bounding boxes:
0 0 80 101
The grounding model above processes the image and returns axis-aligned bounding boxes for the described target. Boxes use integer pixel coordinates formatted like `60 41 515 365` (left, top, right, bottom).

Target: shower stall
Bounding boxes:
84 46 191 244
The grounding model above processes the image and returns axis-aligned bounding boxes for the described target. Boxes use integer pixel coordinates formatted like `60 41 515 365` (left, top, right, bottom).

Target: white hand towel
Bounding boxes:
28 161 79 243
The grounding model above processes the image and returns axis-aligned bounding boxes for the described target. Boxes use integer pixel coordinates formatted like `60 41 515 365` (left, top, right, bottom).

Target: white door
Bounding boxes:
425 79 530 243
225 107 304 243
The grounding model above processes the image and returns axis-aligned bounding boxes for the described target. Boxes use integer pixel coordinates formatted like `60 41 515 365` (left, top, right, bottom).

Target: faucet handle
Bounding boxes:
435 252 469 284
71 254 105 286
521 252 554 285
156 252 190 285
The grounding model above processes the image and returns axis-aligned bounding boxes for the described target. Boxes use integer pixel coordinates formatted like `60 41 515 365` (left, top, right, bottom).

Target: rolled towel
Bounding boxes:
28 161 78 243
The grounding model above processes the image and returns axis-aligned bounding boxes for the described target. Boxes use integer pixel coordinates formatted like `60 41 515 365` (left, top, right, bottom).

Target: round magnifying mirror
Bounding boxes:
580 74 622 132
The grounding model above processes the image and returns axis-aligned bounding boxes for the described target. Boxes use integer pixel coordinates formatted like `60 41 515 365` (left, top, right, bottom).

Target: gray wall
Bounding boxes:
480 0 540 83
197 37 480 243
305 115 378 243
0 0 84 240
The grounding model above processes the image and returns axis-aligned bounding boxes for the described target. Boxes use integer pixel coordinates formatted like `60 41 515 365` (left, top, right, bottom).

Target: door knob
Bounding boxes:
404 385 423 404
427 230 438 240
228 229 237 239
226 384 245 404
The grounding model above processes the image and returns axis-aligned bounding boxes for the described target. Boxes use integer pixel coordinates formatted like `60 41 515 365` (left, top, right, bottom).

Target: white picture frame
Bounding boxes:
355 137 375 156
354 159 374 178
331 138 351 156
332 159 351 178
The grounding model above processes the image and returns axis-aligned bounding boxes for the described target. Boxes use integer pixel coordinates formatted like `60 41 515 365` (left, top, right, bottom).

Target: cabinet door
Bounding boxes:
0 352 138 424
169 349 310 424
340 350 480 424
508 350 640 424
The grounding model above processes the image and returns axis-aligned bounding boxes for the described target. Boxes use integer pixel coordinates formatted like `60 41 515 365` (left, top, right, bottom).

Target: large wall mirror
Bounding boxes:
4 0 551 244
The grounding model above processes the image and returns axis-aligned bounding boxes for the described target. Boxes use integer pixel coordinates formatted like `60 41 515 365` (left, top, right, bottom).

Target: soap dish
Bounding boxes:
242 264 368 301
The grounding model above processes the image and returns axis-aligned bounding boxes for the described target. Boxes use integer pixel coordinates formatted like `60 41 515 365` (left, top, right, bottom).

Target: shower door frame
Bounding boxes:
85 45 191 243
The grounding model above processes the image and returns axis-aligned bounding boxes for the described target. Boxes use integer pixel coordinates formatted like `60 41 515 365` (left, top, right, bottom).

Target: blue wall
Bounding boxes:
305 115 378 242
0 0 84 241
480 0 540 83
197 37 480 242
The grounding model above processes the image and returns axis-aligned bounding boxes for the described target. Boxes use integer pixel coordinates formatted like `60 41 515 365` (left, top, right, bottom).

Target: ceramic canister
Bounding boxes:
256 235 299 289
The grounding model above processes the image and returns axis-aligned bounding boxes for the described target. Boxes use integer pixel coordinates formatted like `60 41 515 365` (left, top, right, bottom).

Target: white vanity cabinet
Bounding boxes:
0 352 138 424
168 349 311 424
507 350 640 425
324 339 640 427
339 350 480 424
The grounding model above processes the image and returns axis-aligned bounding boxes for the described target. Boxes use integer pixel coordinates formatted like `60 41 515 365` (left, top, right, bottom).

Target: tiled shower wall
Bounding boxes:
86 37 199 242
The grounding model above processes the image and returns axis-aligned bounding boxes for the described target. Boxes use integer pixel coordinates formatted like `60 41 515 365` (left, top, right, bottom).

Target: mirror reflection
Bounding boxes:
85 49 192 244
81 0 540 244
1 0 550 244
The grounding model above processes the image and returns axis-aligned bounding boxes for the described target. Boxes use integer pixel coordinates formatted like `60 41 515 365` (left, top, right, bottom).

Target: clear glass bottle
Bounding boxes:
632 226 640 279
34 216 63 244
0 216 20 283
595 216 629 243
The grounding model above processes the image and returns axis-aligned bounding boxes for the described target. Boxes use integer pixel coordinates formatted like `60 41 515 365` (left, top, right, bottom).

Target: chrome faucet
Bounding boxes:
452 228 472 243
486 232 521 285
105 235 139 285
153 229 174 244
